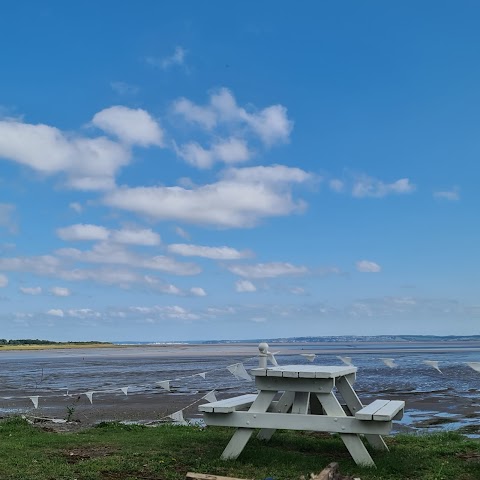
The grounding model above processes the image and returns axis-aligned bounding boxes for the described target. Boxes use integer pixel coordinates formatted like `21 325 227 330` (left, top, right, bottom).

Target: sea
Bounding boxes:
1 339 479 436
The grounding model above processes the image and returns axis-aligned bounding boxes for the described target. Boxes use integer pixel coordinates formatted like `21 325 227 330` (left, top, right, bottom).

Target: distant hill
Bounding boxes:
199 334 480 344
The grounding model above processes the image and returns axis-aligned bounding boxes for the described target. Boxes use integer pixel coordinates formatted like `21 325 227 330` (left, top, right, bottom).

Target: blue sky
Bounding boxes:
0 2 479 341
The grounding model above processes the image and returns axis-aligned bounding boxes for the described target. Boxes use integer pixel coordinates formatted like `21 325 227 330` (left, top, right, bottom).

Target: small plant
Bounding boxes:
65 404 76 422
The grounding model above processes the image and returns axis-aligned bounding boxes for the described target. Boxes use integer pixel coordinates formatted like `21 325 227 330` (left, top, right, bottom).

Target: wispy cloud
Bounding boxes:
168 243 251 260
69 202 83 214
434 187 460 201
356 260 381 273
50 286 71 297
235 279 257 292
0 203 17 234
190 287 207 297
110 81 139 96
352 175 415 198
146 46 187 70
228 262 308 278
20 286 42 295
57 224 161 246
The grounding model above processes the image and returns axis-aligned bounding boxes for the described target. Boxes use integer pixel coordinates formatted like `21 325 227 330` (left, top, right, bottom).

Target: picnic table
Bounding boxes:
199 344 404 466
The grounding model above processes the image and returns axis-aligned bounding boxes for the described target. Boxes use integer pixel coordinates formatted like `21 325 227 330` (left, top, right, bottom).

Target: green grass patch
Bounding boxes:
0 417 479 480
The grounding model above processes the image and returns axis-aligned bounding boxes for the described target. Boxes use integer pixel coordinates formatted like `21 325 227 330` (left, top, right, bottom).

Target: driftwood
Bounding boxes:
186 473 252 480
186 464 360 480
303 463 361 480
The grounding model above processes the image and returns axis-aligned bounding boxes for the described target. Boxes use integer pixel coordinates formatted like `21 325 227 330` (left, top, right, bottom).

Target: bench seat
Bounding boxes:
199 394 258 413
355 399 405 421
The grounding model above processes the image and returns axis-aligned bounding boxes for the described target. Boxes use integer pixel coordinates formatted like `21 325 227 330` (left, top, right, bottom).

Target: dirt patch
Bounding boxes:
456 452 480 463
63 445 118 464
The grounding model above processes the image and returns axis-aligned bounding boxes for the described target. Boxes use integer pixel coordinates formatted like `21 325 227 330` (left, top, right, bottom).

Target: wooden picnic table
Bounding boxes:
200 345 404 467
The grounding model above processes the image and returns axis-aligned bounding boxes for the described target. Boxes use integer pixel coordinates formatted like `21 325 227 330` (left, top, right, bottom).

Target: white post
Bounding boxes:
258 342 269 369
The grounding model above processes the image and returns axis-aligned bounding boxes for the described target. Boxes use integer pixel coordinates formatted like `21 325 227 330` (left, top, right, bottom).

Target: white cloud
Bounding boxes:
290 286 306 295
0 117 130 191
147 46 187 70
110 81 139 96
222 164 311 184
57 224 110 241
57 224 161 246
190 287 207 297
56 242 200 276
235 279 257 292
173 87 293 146
175 137 250 169
111 228 161 246
434 188 460 201
50 286 71 297
251 316 267 323
47 309 64 317
172 97 217 129
329 179 344 193
356 260 381 273
229 262 308 278
0 255 63 277
92 106 164 147
20 286 42 295
130 304 200 321
104 165 311 228
168 243 250 260
69 202 83 214
352 175 415 198
174 226 190 240
0 203 17 234
0 273 8 287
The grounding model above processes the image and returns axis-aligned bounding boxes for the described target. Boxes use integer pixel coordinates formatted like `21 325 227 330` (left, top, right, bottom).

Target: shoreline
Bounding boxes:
2 340 480 355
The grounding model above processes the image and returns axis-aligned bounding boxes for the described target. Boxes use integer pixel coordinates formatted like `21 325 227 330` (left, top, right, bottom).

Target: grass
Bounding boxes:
0 417 479 480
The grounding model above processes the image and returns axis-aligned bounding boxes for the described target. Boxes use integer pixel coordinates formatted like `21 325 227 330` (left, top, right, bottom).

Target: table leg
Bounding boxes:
257 391 295 441
335 376 388 451
315 392 375 467
221 390 276 460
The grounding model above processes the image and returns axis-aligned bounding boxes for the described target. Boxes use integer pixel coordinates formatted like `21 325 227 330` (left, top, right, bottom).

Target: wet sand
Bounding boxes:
1 341 479 435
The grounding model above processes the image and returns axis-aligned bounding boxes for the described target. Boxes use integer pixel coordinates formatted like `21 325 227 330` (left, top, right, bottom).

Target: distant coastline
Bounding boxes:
1 334 480 352
0 339 114 351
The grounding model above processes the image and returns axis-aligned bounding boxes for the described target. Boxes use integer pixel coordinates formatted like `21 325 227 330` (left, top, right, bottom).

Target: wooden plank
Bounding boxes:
355 399 390 420
203 411 392 435
315 392 376 466
335 376 388 451
251 365 357 378
373 400 405 421
220 390 276 460
186 473 252 480
255 376 334 393
198 394 257 413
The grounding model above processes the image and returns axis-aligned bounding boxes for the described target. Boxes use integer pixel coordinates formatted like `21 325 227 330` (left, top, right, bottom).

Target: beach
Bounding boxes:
1 341 479 435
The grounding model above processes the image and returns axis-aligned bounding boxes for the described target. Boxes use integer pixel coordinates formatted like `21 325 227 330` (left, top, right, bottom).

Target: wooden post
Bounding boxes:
258 342 268 369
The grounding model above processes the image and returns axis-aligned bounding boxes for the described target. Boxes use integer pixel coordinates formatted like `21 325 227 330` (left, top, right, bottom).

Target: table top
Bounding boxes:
251 364 357 379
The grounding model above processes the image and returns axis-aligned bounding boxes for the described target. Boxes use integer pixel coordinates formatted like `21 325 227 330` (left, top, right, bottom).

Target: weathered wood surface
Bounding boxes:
186 473 252 480
199 394 258 413
355 399 405 421
251 365 357 379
